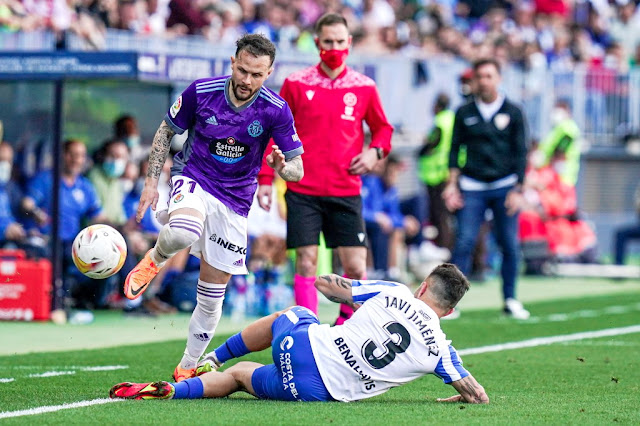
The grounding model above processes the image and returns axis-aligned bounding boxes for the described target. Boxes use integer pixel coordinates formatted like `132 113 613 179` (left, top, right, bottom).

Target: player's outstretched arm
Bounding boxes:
266 145 304 182
438 374 489 404
136 120 175 222
315 274 356 307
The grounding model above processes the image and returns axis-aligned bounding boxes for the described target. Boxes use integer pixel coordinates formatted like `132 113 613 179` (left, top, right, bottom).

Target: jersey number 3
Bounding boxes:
362 322 411 369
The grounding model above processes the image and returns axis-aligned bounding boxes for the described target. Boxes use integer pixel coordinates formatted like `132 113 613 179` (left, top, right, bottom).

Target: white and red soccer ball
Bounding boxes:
71 224 127 279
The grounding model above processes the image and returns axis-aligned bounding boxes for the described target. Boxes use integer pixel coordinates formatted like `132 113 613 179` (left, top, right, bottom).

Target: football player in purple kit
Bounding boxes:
123 34 304 382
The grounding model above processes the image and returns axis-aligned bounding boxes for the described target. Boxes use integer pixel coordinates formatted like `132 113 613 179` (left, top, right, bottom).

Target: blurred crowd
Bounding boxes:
1 0 640 70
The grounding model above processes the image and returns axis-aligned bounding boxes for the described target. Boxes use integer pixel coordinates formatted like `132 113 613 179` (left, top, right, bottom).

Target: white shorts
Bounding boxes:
166 175 248 275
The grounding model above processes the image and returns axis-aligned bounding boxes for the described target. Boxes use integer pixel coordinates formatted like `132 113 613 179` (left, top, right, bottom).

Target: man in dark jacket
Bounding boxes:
443 58 530 319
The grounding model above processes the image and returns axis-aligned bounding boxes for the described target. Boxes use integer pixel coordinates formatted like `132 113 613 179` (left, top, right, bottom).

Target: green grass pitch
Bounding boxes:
1 292 639 424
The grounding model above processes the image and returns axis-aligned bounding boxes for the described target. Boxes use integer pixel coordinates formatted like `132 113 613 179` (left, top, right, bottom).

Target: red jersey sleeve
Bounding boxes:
257 146 275 185
258 79 296 186
364 86 393 156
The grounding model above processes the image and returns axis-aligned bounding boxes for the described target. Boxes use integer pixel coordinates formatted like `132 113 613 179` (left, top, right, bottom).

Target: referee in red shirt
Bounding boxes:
258 13 393 323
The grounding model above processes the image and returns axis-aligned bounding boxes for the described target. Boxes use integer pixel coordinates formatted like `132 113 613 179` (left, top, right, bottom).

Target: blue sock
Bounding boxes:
172 377 204 399
214 332 250 364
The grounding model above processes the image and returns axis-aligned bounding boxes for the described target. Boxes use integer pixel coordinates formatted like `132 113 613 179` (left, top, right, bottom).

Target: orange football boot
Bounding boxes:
172 365 196 383
124 249 161 300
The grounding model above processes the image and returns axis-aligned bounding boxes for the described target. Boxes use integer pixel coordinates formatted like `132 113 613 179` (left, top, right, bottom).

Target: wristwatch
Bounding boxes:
374 147 384 160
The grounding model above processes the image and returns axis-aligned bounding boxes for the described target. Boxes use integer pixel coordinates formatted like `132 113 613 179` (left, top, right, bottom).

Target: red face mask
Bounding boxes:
319 48 349 70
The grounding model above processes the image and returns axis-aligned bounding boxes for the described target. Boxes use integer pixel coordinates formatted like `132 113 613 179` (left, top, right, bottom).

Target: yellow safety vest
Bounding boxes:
419 110 456 186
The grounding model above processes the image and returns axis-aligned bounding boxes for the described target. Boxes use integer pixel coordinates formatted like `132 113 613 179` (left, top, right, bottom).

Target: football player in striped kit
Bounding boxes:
110 263 489 404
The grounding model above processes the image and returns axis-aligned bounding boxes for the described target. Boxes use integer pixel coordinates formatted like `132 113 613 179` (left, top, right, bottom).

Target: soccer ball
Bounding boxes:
71 224 127 279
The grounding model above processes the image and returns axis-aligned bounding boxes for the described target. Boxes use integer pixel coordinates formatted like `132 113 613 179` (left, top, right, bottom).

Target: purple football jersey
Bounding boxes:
165 76 303 217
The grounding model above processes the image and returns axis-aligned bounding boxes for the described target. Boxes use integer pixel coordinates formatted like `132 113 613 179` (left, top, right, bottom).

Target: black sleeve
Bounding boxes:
419 127 442 156
449 109 464 169
511 106 528 184
555 134 574 154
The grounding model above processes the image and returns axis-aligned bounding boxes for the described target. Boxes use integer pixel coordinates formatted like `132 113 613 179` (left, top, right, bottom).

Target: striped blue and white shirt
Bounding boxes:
308 280 469 402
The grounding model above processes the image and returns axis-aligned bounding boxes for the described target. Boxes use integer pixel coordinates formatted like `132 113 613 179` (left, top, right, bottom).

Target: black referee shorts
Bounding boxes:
285 190 367 249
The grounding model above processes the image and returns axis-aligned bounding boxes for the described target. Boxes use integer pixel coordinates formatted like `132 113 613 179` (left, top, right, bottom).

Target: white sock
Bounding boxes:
151 214 204 266
180 279 226 369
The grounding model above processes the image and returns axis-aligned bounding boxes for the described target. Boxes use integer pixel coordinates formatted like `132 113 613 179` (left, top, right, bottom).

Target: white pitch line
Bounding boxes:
80 366 128 372
510 303 640 324
28 371 76 378
13 365 130 370
0 399 124 419
2 325 640 419
458 324 640 356
0 378 15 383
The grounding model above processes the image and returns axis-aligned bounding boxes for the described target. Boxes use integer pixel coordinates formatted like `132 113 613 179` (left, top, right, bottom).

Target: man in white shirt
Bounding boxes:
109 263 489 404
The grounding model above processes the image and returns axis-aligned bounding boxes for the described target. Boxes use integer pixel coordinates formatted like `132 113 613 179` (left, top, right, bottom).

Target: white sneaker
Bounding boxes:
419 241 451 262
196 352 223 375
441 308 461 320
504 298 530 320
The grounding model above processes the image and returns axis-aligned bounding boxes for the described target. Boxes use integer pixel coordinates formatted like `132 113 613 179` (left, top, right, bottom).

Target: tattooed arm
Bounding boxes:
437 374 489 404
135 120 175 222
265 145 304 182
314 274 356 307
278 155 303 182
147 120 175 179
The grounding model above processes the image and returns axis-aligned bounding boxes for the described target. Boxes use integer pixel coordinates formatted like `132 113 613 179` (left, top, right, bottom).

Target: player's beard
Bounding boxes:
231 80 256 102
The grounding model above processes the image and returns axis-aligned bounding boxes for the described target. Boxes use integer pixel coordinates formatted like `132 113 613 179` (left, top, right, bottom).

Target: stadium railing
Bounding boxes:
0 31 56 51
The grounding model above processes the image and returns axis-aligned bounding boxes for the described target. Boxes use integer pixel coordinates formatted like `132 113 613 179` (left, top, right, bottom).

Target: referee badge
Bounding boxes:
494 113 510 130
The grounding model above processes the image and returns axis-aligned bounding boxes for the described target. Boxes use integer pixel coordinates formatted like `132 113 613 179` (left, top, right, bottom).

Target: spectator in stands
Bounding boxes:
165 0 208 35
533 99 581 187
0 141 41 255
22 139 108 307
88 139 129 226
0 0 30 32
88 138 146 314
519 150 597 273
362 155 420 280
443 58 529 320
534 0 569 18
116 0 142 32
239 0 273 39
609 2 640 63
614 184 640 266
138 0 170 35
23 139 104 245
114 114 145 163
459 68 475 102
204 1 243 46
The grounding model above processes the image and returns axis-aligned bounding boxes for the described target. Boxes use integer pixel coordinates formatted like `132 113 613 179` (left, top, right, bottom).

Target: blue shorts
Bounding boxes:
251 306 334 402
